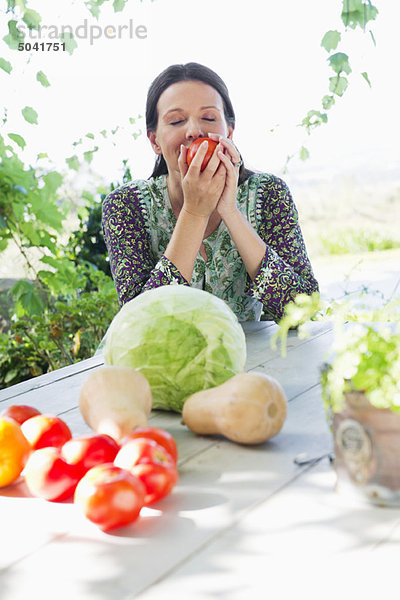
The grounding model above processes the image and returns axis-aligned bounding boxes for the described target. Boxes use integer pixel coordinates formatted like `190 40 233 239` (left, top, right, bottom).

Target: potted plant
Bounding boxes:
274 292 400 507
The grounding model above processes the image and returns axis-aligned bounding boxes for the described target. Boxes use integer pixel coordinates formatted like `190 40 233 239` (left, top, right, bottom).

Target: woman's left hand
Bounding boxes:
207 133 241 219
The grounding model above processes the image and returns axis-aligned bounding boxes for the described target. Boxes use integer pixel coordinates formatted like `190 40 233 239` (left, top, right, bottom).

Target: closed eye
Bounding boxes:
170 120 184 125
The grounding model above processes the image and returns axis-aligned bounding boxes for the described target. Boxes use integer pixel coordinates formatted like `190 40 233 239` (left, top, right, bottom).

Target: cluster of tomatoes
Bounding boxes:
0 404 178 532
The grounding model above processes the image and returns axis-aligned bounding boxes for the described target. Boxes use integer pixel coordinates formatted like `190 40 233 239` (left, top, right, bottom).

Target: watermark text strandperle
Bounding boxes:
18 19 148 46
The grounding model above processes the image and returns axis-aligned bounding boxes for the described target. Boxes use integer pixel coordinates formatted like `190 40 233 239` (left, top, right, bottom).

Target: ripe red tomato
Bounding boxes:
21 415 72 450
1 404 41 425
115 437 175 472
122 428 178 463
61 434 119 475
74 464 146 532
130 462 178 505
187 137 219 171
24 446 82 501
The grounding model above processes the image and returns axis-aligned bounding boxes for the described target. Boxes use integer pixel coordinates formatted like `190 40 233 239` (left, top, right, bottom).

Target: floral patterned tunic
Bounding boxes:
101 172 318 322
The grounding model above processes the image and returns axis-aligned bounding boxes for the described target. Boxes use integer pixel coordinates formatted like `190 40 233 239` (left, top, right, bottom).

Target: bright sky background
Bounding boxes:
1 0 400 190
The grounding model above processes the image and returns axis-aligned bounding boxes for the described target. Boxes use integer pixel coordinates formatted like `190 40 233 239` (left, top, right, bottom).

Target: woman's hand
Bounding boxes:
207 133 241 220
178 140 227 218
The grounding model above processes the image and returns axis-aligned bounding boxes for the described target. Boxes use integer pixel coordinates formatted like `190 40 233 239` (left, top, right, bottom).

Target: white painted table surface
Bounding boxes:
1 319 400 600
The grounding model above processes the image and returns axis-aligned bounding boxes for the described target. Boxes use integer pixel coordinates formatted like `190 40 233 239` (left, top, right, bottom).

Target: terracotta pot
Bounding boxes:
332 391 400 507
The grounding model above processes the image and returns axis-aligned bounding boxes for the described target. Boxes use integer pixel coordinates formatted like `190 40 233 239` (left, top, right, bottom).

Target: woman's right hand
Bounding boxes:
178 141 227 218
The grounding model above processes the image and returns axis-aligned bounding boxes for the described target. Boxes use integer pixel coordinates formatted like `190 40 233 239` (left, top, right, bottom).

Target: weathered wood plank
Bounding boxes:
134 460 400 600
248 327 334 400
244 321 333 372
0 354 104 403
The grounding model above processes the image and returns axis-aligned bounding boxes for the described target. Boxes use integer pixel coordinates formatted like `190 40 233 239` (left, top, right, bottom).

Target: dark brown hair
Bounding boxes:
146 62 253 184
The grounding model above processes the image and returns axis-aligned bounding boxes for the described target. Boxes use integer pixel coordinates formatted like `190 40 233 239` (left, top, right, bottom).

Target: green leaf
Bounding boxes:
84 147 99 164
27 190 64 232
37 230 57 254
299 146 310 161
66 155 80 171
9 0 27 10
321 30 341 52
361 71 371 87
22 106 38 124
39 256 82 295
0 58 12 74
11 280 44 317
341 1 378 29
42 171 63 196
322 95 335 110
3 20 24 49
100 129 107 137
84 150 94 164
22 8 41 29
8 133 26 149
36 70 50 87
300 110 328 133
19 221 40 245
39 255 59 270
37 203 64 231
5 369 20 384
328 52 351 75
60 32 77 55
369 29 376 46
113 0 126 11
85 133 95 139
85 0 107 19
329 75 348 97
37 152 48 160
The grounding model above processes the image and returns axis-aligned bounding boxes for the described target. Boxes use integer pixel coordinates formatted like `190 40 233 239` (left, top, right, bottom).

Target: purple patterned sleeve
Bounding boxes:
247 176 319 320
102 185 189 306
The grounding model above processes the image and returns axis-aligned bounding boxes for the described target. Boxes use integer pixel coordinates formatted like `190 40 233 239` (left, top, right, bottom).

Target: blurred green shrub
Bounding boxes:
0 161 133 389
319 227 400 255
0 268 118 387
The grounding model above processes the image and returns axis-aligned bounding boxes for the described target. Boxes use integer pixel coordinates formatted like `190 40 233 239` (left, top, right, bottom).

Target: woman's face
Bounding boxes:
148 80 233 175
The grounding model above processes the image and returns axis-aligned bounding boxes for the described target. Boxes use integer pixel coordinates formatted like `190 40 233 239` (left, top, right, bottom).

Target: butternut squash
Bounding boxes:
79 366 152 442
182 372 287 445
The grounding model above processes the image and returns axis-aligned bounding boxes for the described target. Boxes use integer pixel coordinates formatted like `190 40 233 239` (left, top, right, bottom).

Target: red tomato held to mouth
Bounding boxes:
74 464 146 532
21 415 72 450
1 404 41 425
187 137 219 171
61 434 120 475
130 461 178 505
122 428 178 464
24 446 82 502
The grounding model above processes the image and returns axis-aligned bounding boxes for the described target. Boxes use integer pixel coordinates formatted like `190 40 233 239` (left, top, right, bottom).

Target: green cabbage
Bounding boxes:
103 285 246 412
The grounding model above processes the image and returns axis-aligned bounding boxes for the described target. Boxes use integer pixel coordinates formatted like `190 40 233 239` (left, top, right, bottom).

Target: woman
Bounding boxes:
102 62 318 321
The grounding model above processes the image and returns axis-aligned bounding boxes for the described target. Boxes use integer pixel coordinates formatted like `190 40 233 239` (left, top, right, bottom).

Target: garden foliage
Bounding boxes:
0 138 122 387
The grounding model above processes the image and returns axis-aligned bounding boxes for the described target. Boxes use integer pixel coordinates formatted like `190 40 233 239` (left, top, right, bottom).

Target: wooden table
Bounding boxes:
1 319 400 599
